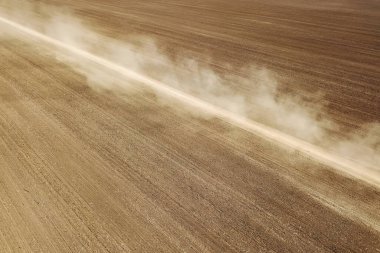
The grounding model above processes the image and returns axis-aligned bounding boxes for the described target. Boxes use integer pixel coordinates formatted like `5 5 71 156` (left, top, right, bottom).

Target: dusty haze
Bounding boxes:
0 0 379 174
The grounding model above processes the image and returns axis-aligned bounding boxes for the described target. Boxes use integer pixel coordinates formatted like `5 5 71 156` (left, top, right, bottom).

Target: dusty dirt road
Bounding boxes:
0 0 380 252
48 0 380 131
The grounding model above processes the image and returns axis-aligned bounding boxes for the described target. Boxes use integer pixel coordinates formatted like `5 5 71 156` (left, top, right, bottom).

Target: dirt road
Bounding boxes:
0 0 379 252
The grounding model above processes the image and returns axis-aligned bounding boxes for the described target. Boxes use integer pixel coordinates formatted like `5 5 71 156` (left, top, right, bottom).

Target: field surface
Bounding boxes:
0 0 379 252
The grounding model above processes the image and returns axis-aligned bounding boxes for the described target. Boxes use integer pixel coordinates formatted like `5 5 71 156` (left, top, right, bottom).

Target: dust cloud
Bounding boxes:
0 0 378 175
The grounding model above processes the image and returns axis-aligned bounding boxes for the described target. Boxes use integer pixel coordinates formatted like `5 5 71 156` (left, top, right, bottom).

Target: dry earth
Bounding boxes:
0 0 379 252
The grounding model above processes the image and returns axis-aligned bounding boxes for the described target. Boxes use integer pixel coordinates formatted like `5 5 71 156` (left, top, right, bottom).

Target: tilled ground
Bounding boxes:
0 0 379 252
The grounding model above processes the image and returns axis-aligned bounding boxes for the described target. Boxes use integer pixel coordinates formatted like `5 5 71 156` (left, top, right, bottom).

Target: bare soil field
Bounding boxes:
0 0 379 252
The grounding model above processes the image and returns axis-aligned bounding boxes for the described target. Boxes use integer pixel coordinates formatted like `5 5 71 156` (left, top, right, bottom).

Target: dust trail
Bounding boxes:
0 15 378 187
3 0 380 174
0 0 334 144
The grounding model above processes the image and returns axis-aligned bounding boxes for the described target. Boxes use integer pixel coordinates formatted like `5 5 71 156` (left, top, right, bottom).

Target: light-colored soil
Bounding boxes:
0 0 379 252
